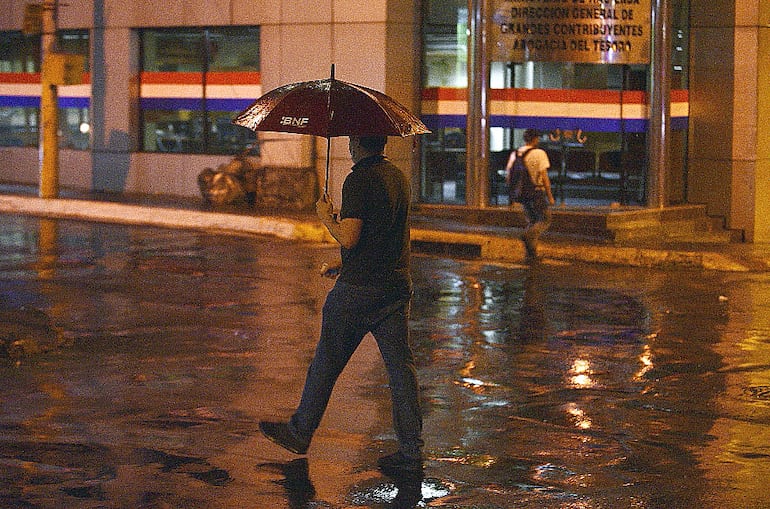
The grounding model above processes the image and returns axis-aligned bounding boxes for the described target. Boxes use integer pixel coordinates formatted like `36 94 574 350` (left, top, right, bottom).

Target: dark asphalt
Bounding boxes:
2 215 770 508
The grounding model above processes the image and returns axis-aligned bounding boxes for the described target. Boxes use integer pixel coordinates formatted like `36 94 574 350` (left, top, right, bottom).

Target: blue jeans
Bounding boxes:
290 281 423 459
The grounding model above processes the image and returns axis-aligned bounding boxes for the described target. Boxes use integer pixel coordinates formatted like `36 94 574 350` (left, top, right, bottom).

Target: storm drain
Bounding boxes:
412 240 482 259
746 386 770 400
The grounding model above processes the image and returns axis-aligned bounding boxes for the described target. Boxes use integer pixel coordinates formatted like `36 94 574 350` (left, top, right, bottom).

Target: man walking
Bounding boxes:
259 135 424 476
505 128 555 261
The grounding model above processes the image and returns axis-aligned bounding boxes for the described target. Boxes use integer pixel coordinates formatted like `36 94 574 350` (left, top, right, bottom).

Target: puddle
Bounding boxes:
348 477 453 507
138 448 232 486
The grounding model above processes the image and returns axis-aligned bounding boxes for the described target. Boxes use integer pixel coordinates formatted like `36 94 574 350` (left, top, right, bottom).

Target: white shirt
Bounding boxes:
517 147 550 188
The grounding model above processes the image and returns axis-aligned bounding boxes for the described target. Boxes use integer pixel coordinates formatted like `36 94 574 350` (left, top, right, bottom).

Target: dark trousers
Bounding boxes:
290 280 423 459
521 192 551 257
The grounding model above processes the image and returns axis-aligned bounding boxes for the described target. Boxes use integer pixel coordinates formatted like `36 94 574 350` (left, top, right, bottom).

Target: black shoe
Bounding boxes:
378 451 423 477
259 421 310 455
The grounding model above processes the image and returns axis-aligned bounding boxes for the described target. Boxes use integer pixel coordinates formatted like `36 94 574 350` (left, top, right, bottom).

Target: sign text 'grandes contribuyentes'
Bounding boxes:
490 0 651 64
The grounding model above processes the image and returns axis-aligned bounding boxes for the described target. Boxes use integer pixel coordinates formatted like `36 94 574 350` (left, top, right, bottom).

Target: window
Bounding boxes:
139 27 260 155
0 31 40 147
0 31 39 72
0 30 89 149
421 0 468 204
58 30 90 150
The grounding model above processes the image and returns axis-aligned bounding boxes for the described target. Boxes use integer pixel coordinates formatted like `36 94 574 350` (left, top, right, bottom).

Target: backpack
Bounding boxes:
508 147 536 203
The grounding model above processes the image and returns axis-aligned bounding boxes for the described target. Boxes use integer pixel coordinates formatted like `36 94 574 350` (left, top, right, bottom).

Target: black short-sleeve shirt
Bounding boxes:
338 155 411 293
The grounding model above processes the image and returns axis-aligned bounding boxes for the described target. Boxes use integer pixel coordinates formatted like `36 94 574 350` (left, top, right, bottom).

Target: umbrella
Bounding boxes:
232 65 430 193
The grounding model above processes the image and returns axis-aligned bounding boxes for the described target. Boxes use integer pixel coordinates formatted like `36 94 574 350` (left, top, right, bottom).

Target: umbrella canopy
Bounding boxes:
232 73 430 138
232 66 430 193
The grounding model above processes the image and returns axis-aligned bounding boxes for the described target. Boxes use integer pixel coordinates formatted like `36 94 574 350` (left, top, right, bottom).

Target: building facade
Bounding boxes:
0 0 767 240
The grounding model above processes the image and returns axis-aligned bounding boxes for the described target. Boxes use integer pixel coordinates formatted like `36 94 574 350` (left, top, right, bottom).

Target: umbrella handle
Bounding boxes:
324 138 330 195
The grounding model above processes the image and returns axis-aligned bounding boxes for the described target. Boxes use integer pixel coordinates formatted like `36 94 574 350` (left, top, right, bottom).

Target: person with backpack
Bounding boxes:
505 128 555 261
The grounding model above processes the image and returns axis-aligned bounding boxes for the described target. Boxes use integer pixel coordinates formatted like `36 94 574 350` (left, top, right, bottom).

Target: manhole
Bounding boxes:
746 386 770 400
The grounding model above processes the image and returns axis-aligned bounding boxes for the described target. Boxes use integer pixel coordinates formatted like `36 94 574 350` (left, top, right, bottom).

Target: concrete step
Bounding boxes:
413 203 741 244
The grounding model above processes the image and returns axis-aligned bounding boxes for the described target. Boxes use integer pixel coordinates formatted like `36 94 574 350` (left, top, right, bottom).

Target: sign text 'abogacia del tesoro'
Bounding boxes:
490 0 652 64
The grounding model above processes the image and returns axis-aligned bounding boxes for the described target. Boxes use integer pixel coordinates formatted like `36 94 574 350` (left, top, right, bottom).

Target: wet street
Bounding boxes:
2 215 770 508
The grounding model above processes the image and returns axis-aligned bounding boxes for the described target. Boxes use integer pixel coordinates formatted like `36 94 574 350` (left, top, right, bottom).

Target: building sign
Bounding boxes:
490 0 651 64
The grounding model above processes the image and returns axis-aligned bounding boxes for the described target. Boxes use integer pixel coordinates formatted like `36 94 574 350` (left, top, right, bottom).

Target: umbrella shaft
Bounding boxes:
325 138 331 195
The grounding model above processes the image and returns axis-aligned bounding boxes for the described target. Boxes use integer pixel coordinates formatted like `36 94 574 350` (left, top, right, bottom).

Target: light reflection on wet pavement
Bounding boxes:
2 216 770 508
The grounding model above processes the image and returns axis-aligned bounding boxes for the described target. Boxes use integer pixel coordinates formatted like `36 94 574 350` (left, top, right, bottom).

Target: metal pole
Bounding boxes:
202 29 211 154
647 0 671 208
39 0 59 199
466 0 490 207
324 64 335 194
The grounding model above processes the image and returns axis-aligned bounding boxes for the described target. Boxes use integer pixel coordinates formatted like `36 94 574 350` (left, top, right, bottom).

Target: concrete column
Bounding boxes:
384 0 424 202
647 0 672 208
688 0 736 233
466 0 490 207
90 0 138 192
753 1 770 241
690 0 770 241
725 0 769 242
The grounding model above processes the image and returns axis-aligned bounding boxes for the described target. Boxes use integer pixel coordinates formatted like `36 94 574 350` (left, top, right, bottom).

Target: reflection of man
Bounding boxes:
260 136 424 476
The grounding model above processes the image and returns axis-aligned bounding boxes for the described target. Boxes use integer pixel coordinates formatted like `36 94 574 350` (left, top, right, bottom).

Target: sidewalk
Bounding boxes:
1 185 769 272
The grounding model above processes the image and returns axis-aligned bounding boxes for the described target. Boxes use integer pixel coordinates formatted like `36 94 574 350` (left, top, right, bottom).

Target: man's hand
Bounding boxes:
320 262 341 279
316 193 362 249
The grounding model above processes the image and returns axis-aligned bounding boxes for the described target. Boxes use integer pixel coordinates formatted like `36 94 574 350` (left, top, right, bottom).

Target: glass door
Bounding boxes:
489 62 649 207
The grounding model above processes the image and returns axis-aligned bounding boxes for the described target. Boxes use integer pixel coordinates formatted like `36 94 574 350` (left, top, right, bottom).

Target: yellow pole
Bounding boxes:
39 0 59 199
36 219 58 280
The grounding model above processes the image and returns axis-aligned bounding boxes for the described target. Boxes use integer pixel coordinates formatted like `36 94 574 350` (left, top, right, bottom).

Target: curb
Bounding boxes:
0 195 332 243
409 228 755 272
1 194 764 272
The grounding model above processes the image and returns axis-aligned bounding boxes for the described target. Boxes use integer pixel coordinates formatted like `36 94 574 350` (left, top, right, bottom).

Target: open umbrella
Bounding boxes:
232 65 430 193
